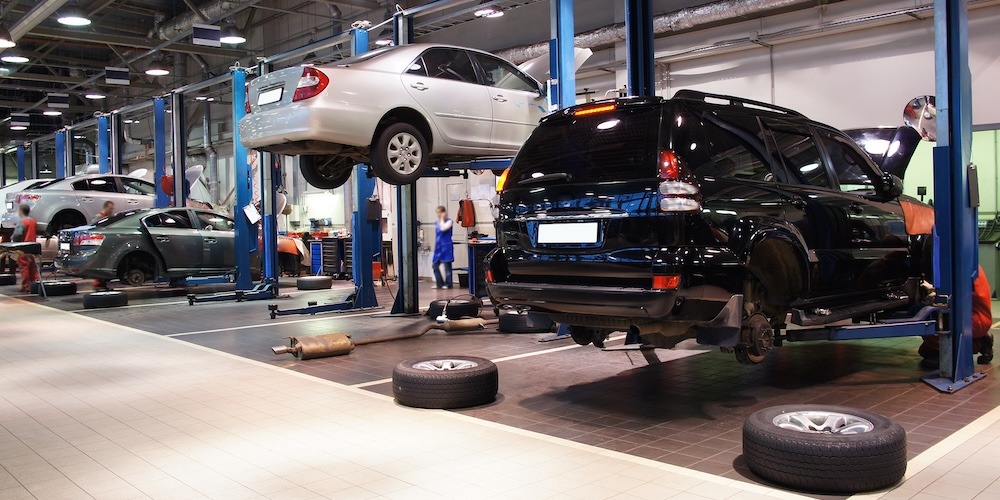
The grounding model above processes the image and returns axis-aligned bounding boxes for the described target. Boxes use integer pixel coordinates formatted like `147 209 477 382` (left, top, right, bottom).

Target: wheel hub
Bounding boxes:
773 410 875 434
736 313 774 365
412 359 478 371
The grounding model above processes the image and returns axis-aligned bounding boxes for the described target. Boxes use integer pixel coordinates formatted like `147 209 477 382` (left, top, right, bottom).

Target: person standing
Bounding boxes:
432 205 454 289
93 200 115 223
11 204 38 292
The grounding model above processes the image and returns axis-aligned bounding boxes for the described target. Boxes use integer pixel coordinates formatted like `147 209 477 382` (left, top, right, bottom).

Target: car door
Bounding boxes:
761 119 860 296
400 47 493 149
194 211 235 272
141 209 202 274
73 177 119 221
469 52 547 152
119 177 157 209
817 129 911 289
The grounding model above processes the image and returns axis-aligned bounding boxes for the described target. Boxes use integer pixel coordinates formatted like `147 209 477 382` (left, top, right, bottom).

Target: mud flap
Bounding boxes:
694 294 744 347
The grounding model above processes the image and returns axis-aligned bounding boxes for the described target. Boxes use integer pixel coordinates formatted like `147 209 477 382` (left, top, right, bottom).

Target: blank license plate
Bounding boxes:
59 242 70 251
257 87 283 105
5 201 11 211
537 222 598 244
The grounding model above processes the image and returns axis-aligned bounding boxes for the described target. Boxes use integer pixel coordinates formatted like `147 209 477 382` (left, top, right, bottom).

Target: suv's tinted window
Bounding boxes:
817 130 878 192
670 110 772 181
415 48 477 83
472 53 537 92
764 122 830 188
509 107 661 184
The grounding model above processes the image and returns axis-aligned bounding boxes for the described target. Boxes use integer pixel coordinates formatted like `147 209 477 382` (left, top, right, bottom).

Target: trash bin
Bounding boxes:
457 271 469 288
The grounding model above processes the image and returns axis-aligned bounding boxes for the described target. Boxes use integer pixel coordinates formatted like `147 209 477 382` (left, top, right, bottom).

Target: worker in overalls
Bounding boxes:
11 204 38 293
432 205 454 289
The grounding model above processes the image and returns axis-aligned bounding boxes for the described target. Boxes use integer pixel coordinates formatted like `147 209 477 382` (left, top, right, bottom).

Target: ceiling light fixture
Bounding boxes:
145 57 170 76
1 50 28 64
374 38 393 47
43 109 63 116
10 124 26 131
84 88 106 99
57 3 91 26
474 2 503 18
0 23 13 48
220 23 246 45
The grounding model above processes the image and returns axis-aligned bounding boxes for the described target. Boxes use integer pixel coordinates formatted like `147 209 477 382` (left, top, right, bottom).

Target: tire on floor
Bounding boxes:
743 404 906 494
83 291 129 309
297 275 333 290
0 273 15 286
392 355 498 409
426 298 480 320
32 280 78 296
498 311 554 333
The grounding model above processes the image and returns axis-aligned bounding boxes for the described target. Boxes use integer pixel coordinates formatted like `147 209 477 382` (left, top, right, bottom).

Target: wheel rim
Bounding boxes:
386 132 422 175
126 269 144 286
412 359 478 371
773 411 875 434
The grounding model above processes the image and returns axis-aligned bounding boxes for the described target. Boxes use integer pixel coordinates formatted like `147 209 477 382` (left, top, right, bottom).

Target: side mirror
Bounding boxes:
536 82 547 99
903 96 936 142
881 173 904 199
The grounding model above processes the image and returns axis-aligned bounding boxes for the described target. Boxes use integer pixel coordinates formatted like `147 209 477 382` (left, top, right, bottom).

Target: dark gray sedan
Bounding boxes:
55 208 236 286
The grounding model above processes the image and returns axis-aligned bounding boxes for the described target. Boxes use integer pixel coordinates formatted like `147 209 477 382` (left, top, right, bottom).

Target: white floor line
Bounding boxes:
351 334 633 388
164 309 390 337
992 320 1000 328
4 294 811 499
70 287 349 313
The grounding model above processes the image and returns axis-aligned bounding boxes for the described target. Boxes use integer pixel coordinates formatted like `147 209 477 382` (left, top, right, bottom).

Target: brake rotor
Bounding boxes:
735 313 774 365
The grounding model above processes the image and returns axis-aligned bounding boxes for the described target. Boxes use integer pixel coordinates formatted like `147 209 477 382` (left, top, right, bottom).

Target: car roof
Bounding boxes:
322 43 540 83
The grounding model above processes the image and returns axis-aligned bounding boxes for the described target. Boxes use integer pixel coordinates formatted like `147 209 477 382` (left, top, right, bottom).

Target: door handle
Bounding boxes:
849 202 863 214
205 238 217 244
156 236 170 242
790 197 806 209
81 197 94 203
410 82 428 91
492 94 508 103
126 200 139 205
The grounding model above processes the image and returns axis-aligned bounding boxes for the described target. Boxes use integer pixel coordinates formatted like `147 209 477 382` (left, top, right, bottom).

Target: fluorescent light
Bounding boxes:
84 88 106 99
73 135 85 139
474 3 503 18
43 109 63 116
220 24 246 45
10 125 26 131
57 5 91 26
1 52 28 64
145 60 169 76
374 38 393 46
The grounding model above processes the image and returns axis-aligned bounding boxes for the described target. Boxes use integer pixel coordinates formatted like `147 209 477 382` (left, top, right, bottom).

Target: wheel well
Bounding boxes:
746 238 806 307
372 107 433 151
50 209 86 230
117 251 158 278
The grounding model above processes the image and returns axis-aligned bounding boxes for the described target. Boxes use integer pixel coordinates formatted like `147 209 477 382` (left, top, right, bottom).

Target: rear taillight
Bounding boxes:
573 103 616 116
657 149 700 212
292 67 329 102
495 168 510 192
486 269 494 283
15 194 39 205
74 233 105 247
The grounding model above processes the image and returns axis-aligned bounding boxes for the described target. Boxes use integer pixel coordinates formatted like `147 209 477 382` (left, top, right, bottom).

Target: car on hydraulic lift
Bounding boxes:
485 90 935 365
238 43 547 188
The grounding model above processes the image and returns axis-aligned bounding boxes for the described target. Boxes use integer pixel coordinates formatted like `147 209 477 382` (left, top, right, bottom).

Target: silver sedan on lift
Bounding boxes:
238 43 548 188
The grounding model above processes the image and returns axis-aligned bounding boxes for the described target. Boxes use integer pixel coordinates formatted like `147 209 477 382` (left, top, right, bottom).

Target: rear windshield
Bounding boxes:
508 106 662 186
95 209 147 227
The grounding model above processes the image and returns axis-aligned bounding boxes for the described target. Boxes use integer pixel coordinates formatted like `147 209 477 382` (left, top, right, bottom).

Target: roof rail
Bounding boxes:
672 89 805 117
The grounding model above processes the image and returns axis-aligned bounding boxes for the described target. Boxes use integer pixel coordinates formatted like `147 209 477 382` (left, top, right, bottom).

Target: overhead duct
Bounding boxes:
496 0 821 64
150 0 263 41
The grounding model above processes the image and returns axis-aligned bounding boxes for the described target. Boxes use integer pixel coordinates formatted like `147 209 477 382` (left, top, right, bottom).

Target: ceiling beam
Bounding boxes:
1 71 160 90
9 0 71 41
30 27 250 59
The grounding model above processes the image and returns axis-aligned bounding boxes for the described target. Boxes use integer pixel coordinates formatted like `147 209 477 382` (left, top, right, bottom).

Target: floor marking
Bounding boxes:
71 287 347 313
2 294 812 499
164 309 394 337
992 320 1000 329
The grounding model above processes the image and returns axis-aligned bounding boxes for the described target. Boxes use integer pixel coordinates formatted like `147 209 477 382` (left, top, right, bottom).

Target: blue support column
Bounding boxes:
625 0 655 96
54 130 66 179
924 0 982 392
97 114 110 174
232 68 254 290
153 97 170 207
16 144 25 181
348 26 377 308
549 0 575 109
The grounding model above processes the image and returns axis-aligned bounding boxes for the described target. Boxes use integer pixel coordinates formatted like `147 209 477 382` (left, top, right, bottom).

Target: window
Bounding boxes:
817 131 878 192
122 177 155 196
196 212 234 231
416 48 478 83
143 211 192 229
405 57 427 77
72 177 118 193
671 110 773 182
472 53 537 92
764 122 831 188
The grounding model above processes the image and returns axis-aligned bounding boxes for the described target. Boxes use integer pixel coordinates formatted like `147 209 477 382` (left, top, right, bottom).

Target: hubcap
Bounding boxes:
386 132 422 174
773 411 875 434
412 359 478 371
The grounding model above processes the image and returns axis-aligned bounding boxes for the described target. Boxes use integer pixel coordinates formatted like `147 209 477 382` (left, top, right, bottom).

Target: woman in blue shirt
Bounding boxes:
432 205 454 289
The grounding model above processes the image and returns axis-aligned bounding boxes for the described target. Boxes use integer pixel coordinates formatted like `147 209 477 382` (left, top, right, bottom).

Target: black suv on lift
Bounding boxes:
486 90 933 364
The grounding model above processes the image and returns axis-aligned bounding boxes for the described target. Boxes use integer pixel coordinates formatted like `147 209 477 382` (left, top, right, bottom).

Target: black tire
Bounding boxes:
35 280 78 296
370 122 430 184
83 291 128 309
743 405 906 494
392 355 498 409
498 311 554 333
426 298 480 320
0 274 15 286
300 155 354 189
297 275 333 290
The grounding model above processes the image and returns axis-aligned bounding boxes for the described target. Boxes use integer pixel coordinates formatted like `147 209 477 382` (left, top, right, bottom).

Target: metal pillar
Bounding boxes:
232 67 254 290
109 113 121 175
625 0 654 96
924 0 983 392
1 148 6 186
97 114 110 174
390 13 419 315
16 144 25 181
31 142 38 178
54 130 66 179
153 97 170 207
549 0 575 109
65 129 74 177
170 92 188 207
260 151 280 289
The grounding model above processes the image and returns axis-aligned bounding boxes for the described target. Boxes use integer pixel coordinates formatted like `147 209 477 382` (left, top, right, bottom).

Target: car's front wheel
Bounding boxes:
370 123 429 185
299 155 354 189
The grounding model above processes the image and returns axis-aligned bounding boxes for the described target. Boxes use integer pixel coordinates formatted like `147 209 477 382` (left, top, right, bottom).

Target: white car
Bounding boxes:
239 43 548 187
2 174 156 236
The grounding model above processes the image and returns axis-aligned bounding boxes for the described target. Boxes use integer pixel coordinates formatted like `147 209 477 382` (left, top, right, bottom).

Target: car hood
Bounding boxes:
844 126 923 179
516 47 593 84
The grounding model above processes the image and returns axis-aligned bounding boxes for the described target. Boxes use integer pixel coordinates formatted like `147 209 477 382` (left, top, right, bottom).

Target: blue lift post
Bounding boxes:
625 0 654 97
54 130 66 180
97 114 110 174
548 0 575 110
153 96 170 208
16 143 25 181
924 0 983 392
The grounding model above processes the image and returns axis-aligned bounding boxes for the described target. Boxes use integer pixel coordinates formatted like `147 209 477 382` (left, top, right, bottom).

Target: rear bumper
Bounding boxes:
238 101 381 154
55 254 115 279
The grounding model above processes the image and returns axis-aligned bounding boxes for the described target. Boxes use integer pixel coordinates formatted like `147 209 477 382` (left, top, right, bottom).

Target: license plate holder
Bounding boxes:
59 242 70 252
537 221 599 244
257 86 283 106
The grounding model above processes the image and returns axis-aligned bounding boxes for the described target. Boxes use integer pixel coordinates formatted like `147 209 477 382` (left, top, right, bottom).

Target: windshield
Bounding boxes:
509 106 662 186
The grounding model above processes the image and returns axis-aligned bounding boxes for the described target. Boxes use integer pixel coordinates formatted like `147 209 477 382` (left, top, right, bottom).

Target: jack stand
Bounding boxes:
187 280 277 305
538 323 572 343
181 274 235 286
267 287 381 319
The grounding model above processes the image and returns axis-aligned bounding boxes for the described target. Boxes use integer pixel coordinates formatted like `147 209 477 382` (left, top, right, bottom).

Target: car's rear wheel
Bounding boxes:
299 155 354 189
371 123 429 185
119 253 155 286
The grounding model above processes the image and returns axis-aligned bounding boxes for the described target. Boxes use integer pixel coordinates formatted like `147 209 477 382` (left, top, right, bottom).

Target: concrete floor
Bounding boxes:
2 275 1000 499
